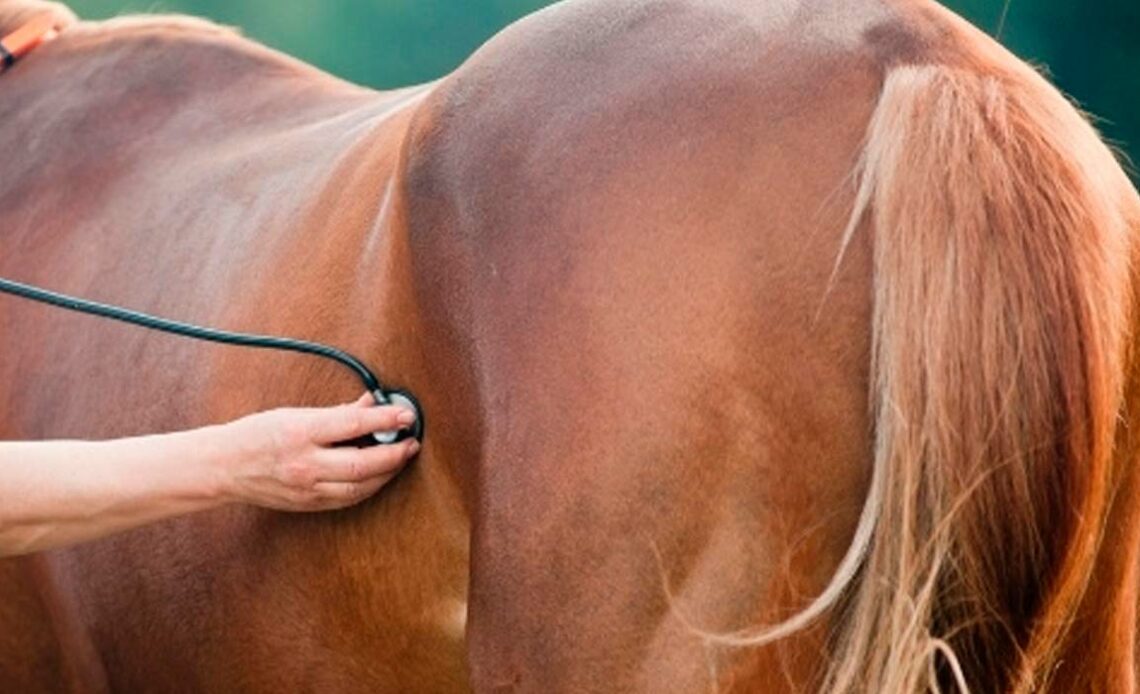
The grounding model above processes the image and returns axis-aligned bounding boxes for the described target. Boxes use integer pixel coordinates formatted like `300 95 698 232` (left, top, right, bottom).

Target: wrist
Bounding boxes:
188 421 248 506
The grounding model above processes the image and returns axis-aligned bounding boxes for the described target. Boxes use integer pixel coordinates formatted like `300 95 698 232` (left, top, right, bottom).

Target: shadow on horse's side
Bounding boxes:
1 0 1138 691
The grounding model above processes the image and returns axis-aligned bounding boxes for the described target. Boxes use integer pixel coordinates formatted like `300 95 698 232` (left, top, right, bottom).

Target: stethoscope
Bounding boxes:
0 276 424 445
0 18 423 446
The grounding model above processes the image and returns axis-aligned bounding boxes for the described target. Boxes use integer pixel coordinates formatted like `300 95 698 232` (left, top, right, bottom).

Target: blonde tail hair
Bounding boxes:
711 62 1140 692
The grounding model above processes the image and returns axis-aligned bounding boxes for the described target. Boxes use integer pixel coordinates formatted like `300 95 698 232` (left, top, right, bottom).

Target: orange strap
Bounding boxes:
0 14 57 72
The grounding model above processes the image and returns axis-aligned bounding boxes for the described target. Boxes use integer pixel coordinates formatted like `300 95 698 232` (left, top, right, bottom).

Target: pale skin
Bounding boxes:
0 394 420 557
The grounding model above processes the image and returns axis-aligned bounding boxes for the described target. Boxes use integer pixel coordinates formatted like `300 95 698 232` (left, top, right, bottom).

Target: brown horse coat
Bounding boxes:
1 0 1138 691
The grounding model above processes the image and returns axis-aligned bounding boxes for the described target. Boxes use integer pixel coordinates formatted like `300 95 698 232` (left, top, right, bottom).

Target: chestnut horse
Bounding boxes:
2 0 1139 691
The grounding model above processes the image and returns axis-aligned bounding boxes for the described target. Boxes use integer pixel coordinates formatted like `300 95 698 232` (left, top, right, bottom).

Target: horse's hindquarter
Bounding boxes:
408 0 1140 692
0 19 469 693
405 0 886 690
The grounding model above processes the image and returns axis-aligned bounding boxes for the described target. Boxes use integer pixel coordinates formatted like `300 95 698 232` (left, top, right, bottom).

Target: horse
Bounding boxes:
1 0 1138 691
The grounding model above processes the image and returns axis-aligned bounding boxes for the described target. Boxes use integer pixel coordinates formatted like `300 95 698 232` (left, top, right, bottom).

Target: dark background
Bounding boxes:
68 1 1137 168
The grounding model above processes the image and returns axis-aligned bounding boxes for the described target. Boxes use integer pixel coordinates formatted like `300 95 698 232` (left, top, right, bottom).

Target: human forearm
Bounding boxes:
0 427 231 555
0 397 419 557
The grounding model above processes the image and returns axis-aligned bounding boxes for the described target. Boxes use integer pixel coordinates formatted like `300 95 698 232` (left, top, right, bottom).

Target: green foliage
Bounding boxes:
67 0 1136 166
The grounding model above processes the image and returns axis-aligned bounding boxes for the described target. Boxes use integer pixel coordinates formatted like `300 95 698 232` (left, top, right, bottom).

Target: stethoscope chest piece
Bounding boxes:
371 389 425 444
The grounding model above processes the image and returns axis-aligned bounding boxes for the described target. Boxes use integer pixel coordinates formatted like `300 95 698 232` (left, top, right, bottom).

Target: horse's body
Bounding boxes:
1 0 1138 692
0 11 470 692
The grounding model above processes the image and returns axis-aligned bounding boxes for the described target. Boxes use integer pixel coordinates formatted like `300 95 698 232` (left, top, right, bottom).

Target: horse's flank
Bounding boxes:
0 0 1138 692
0 3 470 691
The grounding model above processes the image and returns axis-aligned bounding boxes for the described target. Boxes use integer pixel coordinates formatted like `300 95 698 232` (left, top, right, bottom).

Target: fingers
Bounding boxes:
316 438 421 483
350 392 376 408
255 438 420 512
310 401 418 444
296 439 420 510
310 474 397 511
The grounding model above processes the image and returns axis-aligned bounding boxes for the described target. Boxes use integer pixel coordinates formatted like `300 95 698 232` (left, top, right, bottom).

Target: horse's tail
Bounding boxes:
819 63 1139 691
705 60 1140 690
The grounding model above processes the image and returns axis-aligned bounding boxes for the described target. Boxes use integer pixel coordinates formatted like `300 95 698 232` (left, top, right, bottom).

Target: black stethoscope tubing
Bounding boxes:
0 275 423 443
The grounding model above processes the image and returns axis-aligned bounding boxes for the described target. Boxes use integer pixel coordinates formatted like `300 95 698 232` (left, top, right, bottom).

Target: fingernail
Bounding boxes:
396 409 417 426
408 440 421 455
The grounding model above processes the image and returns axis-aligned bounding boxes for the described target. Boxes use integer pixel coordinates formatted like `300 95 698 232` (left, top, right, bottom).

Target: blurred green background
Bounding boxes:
68 0 1136 167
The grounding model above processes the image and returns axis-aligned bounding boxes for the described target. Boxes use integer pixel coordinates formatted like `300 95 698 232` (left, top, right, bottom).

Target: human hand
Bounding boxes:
220 394 420 511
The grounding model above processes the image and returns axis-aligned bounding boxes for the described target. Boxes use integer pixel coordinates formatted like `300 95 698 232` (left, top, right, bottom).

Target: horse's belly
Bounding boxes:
41 493 469 692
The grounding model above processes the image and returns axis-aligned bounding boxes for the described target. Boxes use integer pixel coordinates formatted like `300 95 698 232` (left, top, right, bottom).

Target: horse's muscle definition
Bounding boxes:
1 0 1138 691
